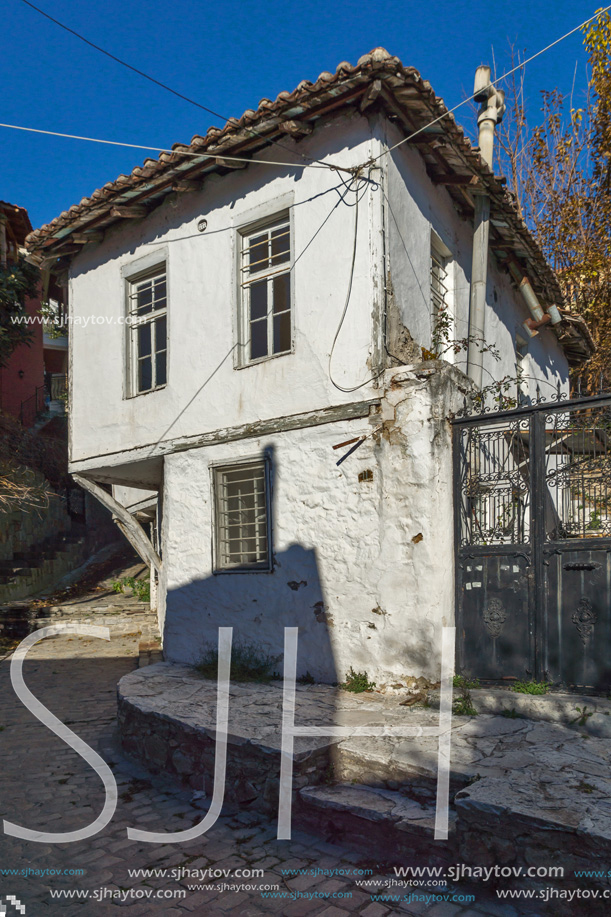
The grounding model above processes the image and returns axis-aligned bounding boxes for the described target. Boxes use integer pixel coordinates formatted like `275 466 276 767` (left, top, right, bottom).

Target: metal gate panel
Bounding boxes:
543 545 611 691
454 392 611 692
457 549 532 681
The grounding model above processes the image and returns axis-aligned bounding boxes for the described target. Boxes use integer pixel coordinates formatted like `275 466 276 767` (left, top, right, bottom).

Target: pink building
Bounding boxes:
0 201 67 425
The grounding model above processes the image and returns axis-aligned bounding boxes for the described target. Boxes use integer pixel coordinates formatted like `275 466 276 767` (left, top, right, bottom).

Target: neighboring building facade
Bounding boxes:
0 201 68 425
26 50 592 684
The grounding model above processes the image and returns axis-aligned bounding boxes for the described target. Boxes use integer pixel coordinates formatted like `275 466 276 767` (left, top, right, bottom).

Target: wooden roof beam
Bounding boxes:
110 205 148 219
278 120 313 137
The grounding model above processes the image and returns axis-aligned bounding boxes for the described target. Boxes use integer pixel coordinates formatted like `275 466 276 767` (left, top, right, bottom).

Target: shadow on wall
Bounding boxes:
163 541 338 684
162 441 346 683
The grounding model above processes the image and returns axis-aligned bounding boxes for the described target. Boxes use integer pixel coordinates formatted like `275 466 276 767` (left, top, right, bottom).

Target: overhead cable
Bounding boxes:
369 4 611 164
0 121 353 173
16 0 326 167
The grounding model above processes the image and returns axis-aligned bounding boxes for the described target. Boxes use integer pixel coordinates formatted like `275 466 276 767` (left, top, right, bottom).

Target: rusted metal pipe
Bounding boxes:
507 259 562 334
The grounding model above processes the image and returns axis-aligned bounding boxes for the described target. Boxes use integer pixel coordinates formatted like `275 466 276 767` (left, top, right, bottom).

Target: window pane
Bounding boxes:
273 273 290 314
250 281 267 321
273 311 291 354
249 234 268 274
155 316 167 353
271 226 290 265
154 278 167 306
138 322 152 357
250 320 268 360
136 282 153 315
138 356 152 392
156 350 167 387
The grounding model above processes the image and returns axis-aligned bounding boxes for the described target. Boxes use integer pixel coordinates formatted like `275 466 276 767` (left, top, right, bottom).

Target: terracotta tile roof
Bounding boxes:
24 47 594 363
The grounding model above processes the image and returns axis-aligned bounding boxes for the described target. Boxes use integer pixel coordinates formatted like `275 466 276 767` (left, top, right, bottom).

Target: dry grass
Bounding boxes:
0 411 66 512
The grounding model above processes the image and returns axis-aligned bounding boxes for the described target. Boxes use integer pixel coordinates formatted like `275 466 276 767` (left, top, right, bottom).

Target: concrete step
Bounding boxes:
297 783 456 864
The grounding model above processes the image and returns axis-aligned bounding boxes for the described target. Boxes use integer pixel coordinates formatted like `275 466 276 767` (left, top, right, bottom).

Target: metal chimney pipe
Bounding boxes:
467 67 505 388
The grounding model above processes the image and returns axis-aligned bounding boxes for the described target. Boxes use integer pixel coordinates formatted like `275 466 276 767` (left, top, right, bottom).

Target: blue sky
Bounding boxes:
2 0 602 230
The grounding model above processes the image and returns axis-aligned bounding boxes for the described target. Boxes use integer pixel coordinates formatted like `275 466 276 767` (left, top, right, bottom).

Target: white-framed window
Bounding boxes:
515 334 529 405
430 233 453 355
238 213 292 365
213 459 271 572
127 265 167 395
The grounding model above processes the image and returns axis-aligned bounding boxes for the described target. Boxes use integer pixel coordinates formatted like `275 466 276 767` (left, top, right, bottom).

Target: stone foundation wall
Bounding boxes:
455 788 611 894
117 696 332 816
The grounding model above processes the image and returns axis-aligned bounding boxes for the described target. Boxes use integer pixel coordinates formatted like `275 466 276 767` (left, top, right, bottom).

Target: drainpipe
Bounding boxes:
506 259 563 336
467 66 505 388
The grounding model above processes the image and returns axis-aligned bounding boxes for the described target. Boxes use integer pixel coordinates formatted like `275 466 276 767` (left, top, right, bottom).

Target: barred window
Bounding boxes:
213 460 271 571
430 235 453 355
127 266 167 395
239 214 292 364
431 247 448 316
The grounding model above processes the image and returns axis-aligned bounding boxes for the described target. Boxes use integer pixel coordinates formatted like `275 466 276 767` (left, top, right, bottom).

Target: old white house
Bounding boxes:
27 49 592 685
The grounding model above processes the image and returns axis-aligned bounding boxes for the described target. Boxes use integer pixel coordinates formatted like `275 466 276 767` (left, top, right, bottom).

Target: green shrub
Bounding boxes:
340 667 376 693
112 576 150 603
453 674 478 716
453 675 480 690
453 696 478 716
297 671 316 685
501 708 524 719
196 642 281 683
511 680 551 695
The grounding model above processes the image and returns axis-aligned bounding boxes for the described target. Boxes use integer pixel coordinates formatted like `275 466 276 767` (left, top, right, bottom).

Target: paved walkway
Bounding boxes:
0 585 538 916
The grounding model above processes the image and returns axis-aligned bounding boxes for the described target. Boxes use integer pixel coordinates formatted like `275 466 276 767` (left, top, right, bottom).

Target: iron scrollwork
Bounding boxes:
572 598 597 645
483 598 507 638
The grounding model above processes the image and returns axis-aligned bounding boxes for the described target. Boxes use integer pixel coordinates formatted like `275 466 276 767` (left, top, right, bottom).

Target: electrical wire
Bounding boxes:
16 0 326 168
0 121 353 172
367 4 611 165
328 172 387 393
144 177 349 245
144 180 361 450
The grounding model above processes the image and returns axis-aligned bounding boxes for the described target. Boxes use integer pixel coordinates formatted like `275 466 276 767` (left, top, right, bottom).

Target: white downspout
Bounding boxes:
467 66 505 388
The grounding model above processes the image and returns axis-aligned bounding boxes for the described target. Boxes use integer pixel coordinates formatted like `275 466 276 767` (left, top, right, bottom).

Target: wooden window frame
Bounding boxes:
126 264 168 397
237 212 293 367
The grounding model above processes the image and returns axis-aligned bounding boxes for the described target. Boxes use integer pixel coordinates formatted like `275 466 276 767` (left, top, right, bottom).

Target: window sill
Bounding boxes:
213 565 273 575
235 349 294 370
126 384 168 400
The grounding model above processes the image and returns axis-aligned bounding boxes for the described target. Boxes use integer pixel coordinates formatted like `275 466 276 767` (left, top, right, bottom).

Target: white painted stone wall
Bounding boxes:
68 114 384 470
67 110 568 477
160 362 469 684
383 119 568 399
65 105 572 681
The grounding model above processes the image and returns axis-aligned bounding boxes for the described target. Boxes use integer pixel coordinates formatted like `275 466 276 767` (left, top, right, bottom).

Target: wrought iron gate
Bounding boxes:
454 393 611 692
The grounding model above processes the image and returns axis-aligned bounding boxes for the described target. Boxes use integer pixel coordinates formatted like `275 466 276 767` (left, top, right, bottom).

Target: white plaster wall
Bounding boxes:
112 485 157 510
68 109 570 476
381 119 569 398
68 114 383 468
160 363 467 684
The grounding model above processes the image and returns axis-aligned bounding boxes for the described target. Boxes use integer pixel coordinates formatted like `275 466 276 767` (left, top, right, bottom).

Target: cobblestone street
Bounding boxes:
0 602 534 917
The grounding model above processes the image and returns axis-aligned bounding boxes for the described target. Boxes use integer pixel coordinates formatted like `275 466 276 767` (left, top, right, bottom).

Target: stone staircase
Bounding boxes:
0 525 88 603
297 783 457 867
116 669 611 902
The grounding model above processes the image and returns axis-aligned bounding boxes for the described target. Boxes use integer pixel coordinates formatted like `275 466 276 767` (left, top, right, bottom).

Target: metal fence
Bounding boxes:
453 391 611 692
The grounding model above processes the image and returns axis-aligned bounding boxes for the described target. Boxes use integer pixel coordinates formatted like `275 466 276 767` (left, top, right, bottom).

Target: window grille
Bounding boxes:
214 461 270 570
